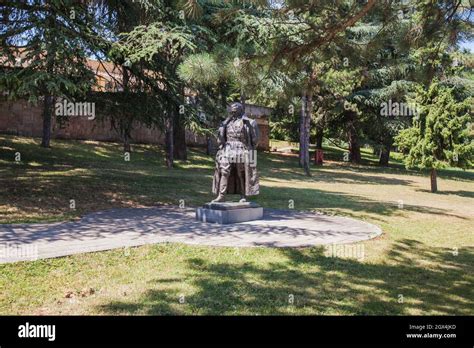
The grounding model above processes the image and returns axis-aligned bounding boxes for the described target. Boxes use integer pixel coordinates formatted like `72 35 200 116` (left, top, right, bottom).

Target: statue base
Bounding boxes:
196 201 263 224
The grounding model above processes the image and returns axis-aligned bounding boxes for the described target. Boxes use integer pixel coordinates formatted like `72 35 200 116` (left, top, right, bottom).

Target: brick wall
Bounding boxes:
0 99 270 150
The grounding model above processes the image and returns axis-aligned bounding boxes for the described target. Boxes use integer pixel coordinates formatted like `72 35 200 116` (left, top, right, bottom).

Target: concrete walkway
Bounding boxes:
0 206 382 263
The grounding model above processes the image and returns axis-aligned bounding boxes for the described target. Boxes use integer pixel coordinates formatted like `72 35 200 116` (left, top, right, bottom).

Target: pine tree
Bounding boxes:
395 82 473 192
223 0 382 173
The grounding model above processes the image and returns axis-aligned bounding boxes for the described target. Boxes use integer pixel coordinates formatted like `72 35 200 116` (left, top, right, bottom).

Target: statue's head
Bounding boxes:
230 102 244 118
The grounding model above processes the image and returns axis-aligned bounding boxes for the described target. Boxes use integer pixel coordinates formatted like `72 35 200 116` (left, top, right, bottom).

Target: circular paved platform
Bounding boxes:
0 206 382 263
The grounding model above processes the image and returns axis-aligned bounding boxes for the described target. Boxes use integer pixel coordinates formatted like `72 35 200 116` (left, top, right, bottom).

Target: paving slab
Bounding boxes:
0 206 382 263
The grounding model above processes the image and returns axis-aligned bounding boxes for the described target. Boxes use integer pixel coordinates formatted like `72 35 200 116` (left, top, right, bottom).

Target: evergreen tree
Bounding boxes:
0 0 97 147
395 82 473 192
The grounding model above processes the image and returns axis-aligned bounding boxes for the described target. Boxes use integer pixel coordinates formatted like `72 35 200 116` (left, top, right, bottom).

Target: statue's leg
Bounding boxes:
236 162 246 202
212 163 230 203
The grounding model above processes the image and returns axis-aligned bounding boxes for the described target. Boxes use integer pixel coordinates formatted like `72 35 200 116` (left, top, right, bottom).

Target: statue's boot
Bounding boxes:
212 194 225 203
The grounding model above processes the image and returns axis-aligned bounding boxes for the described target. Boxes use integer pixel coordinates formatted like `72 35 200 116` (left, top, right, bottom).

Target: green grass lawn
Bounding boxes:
0 134 473 315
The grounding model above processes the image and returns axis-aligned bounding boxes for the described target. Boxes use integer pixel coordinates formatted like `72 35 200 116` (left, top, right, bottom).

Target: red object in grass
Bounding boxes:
315 149 324 165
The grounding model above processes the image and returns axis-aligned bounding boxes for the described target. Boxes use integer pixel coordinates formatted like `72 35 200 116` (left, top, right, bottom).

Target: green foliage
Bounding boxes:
0 1 96 103
178 53 221 85
1 0 473 158
269 100 301 142
115 23 196 64
395 82 474 170
321 68 363 101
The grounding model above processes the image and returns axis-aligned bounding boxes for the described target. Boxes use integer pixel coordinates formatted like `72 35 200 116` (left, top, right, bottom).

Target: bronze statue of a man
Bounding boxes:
212 102 259 203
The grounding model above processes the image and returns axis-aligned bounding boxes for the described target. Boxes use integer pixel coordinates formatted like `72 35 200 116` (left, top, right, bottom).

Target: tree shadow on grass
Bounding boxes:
415 189 474 199
254 185 463 221
97 240 473 315
263 170 415 186
0 161 213 223
0 166 460 225
0 134 468 224
261 151 474 183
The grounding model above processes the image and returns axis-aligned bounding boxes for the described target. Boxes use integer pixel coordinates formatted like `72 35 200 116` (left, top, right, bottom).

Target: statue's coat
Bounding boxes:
212 114 260 196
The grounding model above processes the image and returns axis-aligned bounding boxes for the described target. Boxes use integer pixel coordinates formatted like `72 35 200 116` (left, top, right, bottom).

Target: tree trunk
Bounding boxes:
299 95 306 167
240 89 246 110
173 110 187 160
315 127 323 149
123 132 131 153
41 95 53 148
303 92 312 176
120 66 133 154
379 144 391 166
430 168 438 193
346 110 361 163
299 92 312 176
206 136 211 156
165 117 174 168
206 136 216 156
41 9 55 149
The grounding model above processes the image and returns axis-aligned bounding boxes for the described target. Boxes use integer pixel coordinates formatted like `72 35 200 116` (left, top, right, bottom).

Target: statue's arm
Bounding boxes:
250 119 260 148
217 122 226 149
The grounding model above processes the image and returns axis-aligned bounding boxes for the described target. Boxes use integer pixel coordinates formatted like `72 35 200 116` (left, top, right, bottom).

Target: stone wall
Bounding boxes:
0 99 270 150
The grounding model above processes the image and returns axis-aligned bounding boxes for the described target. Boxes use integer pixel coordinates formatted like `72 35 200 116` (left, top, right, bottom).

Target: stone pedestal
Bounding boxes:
196 201 263 224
